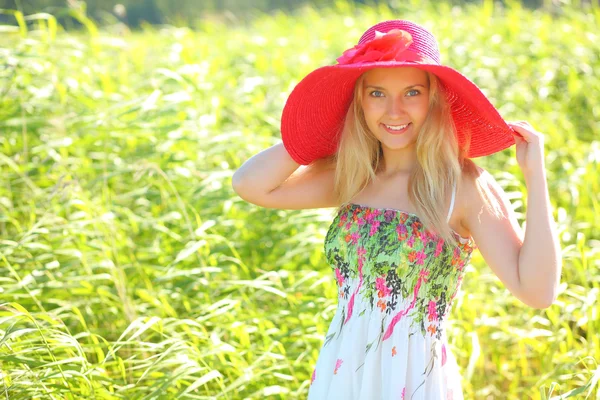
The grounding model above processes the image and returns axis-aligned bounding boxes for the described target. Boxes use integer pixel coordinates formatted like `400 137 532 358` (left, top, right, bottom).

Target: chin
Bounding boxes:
380 138 417 150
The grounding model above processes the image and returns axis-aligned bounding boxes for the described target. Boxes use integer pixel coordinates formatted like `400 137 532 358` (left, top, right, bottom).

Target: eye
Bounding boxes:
406 89 420 97
369 90 384 98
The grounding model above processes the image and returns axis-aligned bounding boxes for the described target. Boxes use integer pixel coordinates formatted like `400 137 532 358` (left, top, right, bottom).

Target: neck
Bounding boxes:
377 145 418 177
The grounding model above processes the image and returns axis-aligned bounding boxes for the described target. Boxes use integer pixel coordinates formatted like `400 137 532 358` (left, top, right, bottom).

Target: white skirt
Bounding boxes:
307 292 464 400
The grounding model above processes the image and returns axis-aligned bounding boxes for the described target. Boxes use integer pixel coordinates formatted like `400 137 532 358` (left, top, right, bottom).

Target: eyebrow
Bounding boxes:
365 84 426 90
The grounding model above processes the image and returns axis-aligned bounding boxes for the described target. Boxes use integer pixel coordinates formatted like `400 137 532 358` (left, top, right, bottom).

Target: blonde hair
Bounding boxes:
315 68 503 246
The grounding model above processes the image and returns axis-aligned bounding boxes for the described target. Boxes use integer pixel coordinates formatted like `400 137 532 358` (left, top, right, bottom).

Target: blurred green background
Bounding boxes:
1 0 598 26
1 0 599 399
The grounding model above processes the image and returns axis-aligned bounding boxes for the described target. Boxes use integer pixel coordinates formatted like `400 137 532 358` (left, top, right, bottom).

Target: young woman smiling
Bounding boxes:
232 20 561 400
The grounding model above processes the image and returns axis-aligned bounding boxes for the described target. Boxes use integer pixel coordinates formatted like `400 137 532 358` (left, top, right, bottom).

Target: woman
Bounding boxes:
232 20 561 400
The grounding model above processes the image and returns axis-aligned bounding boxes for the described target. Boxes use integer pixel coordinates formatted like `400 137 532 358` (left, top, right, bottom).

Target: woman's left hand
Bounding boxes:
507 121 546 178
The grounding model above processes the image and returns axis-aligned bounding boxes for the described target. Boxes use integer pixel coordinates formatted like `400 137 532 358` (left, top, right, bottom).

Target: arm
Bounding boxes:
462 121 562 309
511 121 562 308
231 141 338 209
517 161 561 308
232 142 301 197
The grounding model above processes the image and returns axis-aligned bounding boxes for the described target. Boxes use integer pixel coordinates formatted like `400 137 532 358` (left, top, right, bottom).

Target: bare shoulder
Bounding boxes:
456 160 522 242
455 160 501 236
459 160 489 200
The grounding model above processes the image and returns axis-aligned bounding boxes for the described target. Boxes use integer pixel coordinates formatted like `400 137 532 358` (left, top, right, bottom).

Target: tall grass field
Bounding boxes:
0 0 599 398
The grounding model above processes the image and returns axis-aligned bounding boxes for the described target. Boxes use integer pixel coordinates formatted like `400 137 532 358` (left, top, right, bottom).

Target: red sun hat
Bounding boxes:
280 20 516 165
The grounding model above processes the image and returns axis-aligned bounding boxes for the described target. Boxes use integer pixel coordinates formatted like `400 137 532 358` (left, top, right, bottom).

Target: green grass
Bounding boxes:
0 0 599 398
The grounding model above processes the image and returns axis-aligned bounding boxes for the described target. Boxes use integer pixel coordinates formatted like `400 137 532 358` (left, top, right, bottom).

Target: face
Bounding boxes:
360 67 430 151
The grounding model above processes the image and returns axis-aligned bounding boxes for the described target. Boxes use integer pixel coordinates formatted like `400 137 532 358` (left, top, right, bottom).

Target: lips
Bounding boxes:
381 122 411 134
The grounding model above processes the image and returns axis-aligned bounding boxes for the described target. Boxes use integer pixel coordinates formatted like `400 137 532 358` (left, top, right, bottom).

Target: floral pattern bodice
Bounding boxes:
308 202 477 398
324 203 476 342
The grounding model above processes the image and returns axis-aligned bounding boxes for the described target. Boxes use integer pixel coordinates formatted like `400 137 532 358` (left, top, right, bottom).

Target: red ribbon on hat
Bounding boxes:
337 29 417 65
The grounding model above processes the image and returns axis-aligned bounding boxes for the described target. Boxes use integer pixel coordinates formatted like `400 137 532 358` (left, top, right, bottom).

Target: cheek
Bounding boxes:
410 102 429 121
362 101 384 118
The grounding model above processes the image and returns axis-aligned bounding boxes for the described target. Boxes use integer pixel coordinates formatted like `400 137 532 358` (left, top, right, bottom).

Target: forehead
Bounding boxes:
362 67 428 87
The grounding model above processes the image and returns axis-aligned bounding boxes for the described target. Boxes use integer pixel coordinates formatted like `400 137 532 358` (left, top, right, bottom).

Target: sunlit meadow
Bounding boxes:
0 0 599 398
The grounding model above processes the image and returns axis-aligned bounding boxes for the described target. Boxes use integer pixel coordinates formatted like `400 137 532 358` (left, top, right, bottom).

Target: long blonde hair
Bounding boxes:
315 68 503 245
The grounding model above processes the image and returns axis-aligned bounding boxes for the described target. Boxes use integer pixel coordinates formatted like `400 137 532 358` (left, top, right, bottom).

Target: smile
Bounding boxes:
382 123 411 134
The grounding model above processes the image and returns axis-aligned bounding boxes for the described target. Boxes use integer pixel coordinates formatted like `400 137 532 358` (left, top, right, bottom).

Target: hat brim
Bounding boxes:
281 61 515 165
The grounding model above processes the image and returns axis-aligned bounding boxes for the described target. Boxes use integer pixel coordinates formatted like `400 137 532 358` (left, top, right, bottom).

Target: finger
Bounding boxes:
509 122 532 132
508 124 526 134
509 121 529 128
513 134 526 143
510 128 527 141
508 121 527 128
515 120 534 129
513 134 525 144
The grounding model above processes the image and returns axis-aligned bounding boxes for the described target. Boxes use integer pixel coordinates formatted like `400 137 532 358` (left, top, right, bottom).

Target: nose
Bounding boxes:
387 96 406 119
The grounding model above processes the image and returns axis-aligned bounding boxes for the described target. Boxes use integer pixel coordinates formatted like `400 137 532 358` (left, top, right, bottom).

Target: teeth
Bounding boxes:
385 123 409 131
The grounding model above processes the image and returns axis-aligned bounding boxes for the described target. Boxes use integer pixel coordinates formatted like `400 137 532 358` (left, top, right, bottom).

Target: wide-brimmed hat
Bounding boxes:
280 20 515 165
